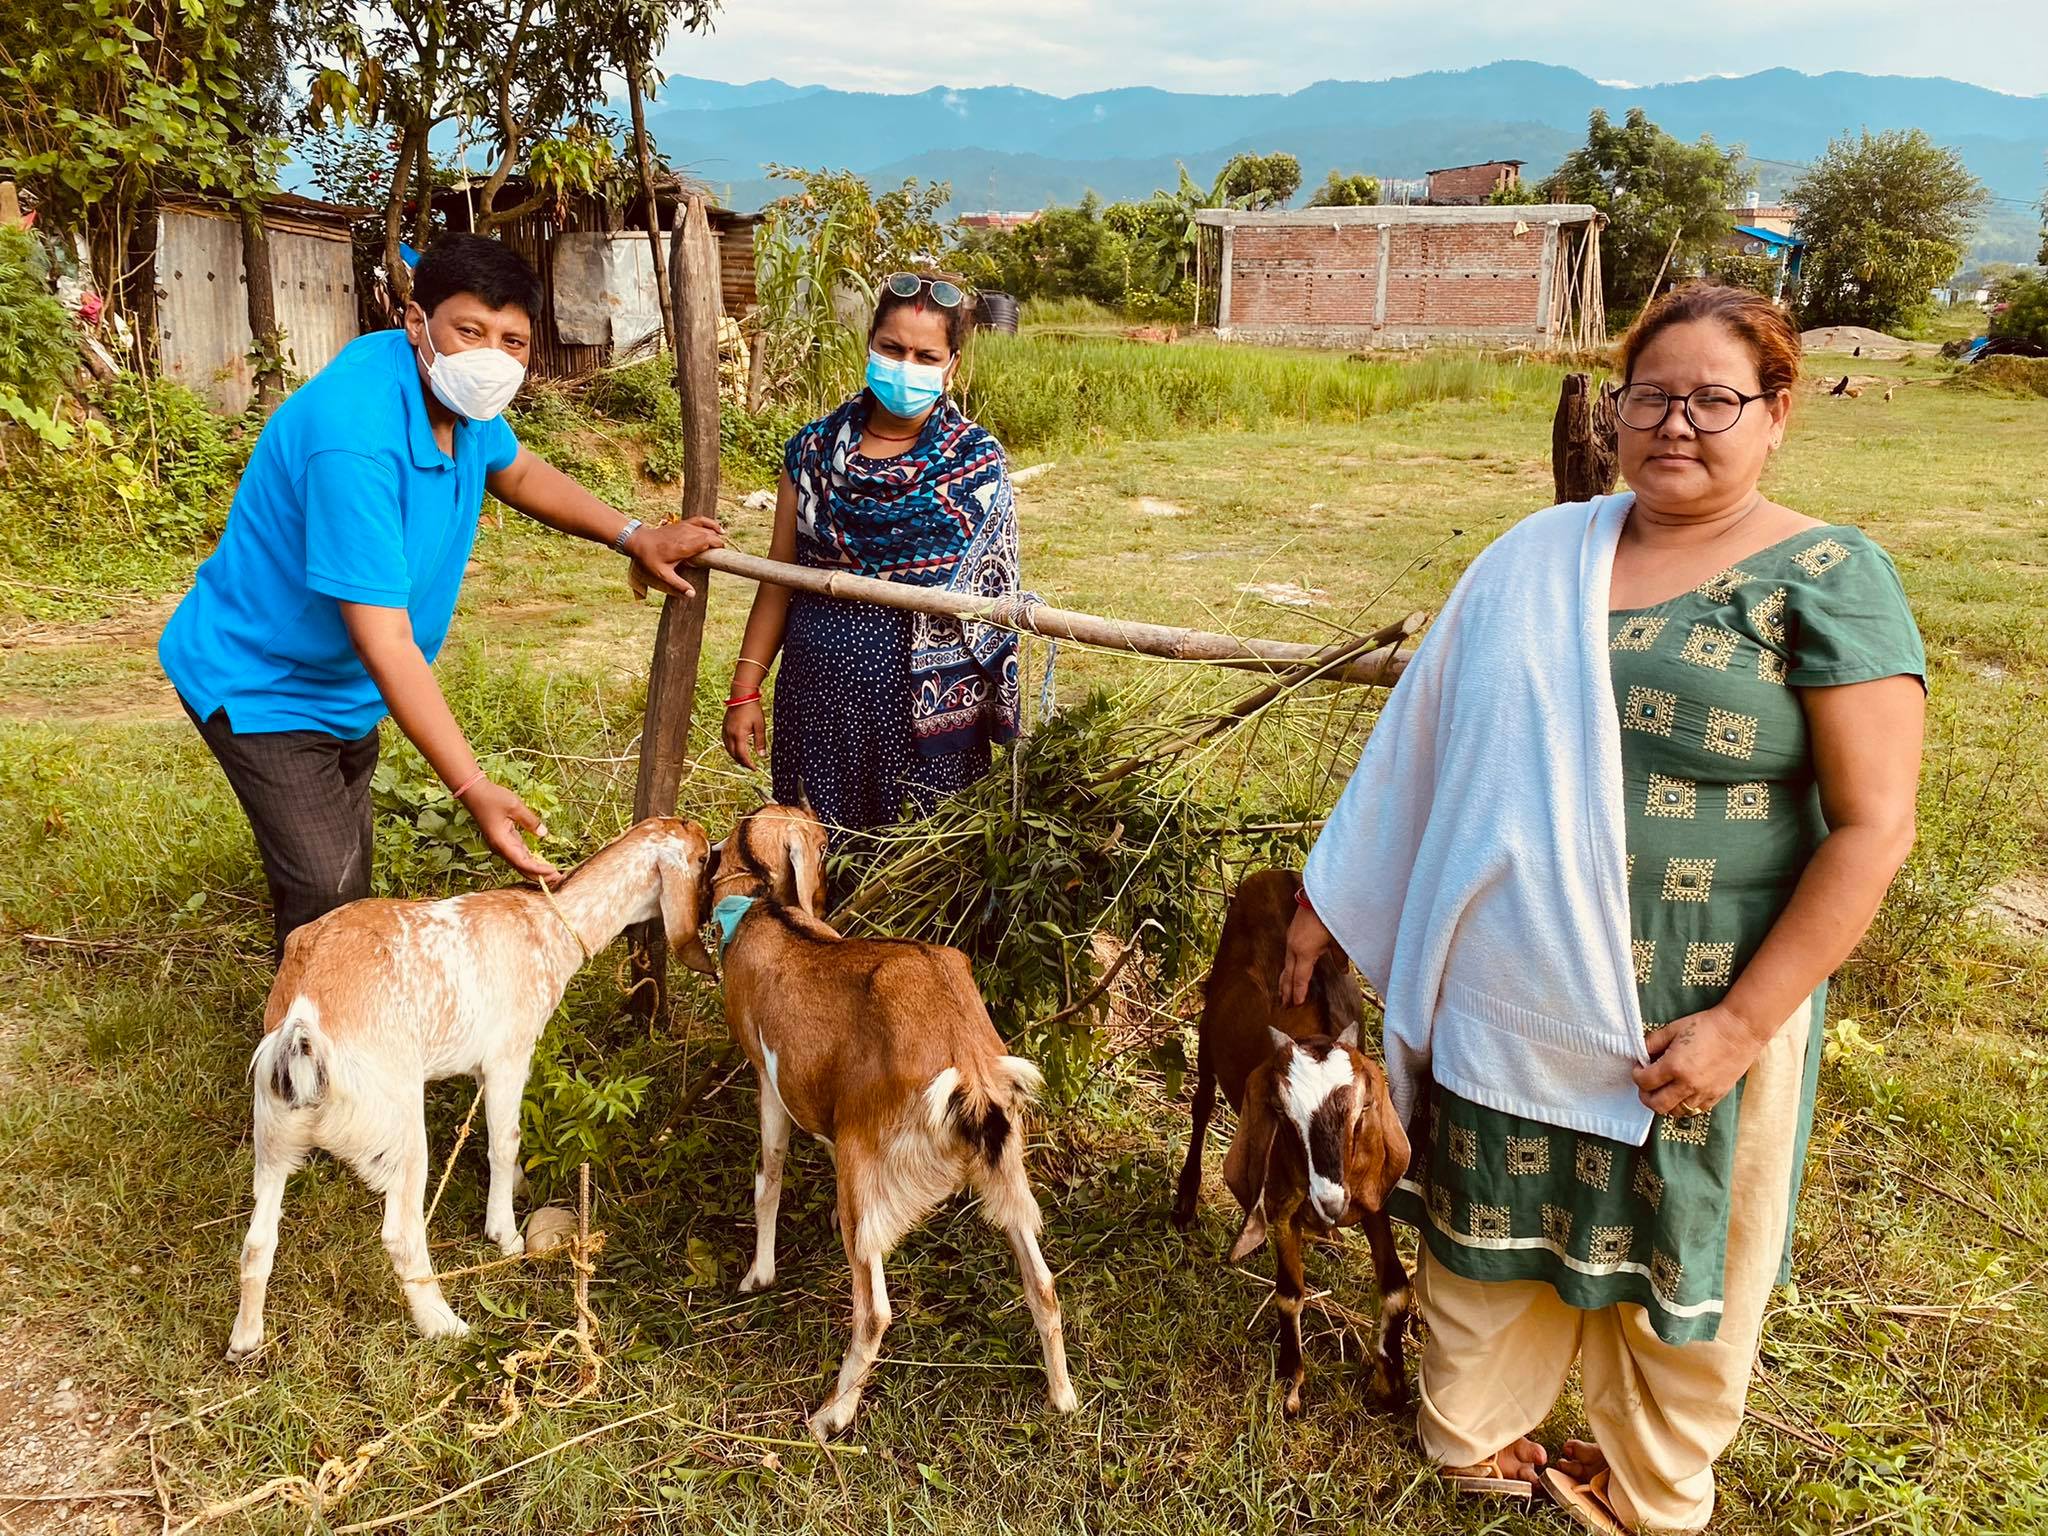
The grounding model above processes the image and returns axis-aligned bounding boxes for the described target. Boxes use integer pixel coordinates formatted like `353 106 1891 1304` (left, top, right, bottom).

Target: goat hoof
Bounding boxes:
807 1398 857 1441
491 1231 526 1259
1282 1383 1304 1418
1168 1203 1196 1231
738 1266 774 1294
412 1306 470 1341
224 1336 263 1364
1049 1382 1080 1415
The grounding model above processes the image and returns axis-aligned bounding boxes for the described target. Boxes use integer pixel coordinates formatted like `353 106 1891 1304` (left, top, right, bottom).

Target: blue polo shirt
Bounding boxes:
159 329 520 738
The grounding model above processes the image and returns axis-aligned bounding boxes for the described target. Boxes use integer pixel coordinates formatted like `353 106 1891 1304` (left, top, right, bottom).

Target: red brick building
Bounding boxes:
1195 204 1606 350
1426 159 1525 205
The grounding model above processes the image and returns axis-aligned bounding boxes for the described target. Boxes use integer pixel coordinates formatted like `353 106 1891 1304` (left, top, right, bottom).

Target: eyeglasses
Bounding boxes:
1616 383 1771 434
884 272 964 309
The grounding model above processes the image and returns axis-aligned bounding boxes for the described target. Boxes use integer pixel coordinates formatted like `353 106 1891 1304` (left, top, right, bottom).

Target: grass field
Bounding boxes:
0 339 2044 1535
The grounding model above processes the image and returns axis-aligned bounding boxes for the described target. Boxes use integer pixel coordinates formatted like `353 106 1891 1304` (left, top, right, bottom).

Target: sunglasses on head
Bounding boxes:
884 272 964 309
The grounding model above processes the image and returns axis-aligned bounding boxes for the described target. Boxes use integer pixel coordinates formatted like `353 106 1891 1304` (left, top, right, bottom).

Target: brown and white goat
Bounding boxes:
1171 867 1413 1415
711 803 1078 1438
225 817 714 1360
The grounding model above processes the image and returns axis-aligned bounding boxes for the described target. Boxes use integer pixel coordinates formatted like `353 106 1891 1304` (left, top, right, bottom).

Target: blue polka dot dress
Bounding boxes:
771 588 990 832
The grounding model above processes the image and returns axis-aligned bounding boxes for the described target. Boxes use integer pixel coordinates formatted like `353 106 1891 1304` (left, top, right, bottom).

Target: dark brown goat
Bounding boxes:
1172 868 1413 1415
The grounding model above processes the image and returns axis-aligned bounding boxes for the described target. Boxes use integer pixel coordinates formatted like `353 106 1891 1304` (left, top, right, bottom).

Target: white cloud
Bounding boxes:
657 0 2048 98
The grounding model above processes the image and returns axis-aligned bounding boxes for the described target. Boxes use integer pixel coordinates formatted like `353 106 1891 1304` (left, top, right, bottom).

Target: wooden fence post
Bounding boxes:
628 194 724 1018
1552 371 1620 505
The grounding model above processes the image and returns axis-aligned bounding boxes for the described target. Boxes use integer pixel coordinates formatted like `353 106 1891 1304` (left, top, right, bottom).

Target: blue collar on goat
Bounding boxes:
712 894 755 955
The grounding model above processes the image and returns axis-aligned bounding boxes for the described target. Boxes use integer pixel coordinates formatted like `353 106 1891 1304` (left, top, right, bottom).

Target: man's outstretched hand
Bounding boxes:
626 515 724 599
460 778 562 884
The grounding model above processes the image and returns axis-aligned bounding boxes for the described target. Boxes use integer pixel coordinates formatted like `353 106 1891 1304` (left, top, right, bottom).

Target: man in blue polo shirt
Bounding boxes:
160 234 722 954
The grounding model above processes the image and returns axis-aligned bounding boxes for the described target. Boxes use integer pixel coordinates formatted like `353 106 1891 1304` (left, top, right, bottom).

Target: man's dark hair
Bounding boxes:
412 233 543 321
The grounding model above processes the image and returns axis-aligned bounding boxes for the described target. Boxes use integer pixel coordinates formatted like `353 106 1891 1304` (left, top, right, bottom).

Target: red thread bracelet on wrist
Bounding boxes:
451 769 487 799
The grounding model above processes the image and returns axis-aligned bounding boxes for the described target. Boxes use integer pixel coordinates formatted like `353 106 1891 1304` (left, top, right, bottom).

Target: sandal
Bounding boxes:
1439 1457 1535 1500
1542 1466 1632 1534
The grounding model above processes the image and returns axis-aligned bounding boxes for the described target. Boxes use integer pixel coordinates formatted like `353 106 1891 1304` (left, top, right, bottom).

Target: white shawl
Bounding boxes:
1302 492 1654 1146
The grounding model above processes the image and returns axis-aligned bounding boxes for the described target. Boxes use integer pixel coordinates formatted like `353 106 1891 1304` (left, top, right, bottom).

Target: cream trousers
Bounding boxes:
1413 1002 1810 1531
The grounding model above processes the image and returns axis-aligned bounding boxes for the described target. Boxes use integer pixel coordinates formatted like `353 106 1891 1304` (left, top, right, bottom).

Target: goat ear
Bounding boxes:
1345 1058 1412 1213
1333 1014 1361 1052
1266 1026 1294 1057
1228 1198 1270 1263
1222 1065 1279 1257
659 842 717 978
786 823 825 918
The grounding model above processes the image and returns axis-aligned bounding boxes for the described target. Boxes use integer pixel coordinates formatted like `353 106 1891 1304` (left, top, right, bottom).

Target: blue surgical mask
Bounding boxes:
865 349 947 419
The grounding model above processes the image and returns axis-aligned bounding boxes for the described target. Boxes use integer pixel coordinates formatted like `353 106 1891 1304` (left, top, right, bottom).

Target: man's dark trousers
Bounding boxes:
183 702 378 957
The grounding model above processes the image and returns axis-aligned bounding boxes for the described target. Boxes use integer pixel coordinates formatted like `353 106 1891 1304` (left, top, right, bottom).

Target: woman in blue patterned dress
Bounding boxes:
720 274 1025 831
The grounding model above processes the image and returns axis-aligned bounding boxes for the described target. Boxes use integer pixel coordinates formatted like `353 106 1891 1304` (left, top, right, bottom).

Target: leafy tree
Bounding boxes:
1789 129 1986 331
0 0 282 341
1543 107 1751 319
764 165 951 279
1988 269 2048 350
1214 152 1300 211
1486 178 1543 206
1307 170 1379 208
1101 198 1186 294
953 194 1130 306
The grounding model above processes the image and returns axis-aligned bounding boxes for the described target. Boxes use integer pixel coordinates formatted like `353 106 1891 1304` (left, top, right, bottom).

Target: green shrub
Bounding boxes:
0 376 250 606
0 227 79 438
1988 270 2048 351
583 357 672 423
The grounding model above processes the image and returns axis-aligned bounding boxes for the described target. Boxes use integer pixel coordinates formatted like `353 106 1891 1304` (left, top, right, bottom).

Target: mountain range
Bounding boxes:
636 60 2047 263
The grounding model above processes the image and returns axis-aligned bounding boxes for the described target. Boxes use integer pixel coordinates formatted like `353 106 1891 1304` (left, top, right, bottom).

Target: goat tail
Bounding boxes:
921 1056 1043 1171
250 1006 329 1112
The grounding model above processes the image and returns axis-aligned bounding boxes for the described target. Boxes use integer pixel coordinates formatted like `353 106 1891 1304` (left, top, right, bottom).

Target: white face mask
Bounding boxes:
413 310 526 421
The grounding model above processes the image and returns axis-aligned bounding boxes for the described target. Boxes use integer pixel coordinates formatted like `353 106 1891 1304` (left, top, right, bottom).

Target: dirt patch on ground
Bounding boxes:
0 1327 156 1534
1983 872 2048 943
1800 325 1942 360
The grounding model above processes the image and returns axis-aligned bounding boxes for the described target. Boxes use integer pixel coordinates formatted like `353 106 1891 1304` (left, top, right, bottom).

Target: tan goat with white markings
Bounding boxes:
711 803 1078 1438
226 817 714 1360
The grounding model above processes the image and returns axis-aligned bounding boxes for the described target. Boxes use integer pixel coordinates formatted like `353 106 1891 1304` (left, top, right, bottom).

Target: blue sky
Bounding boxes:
655 0 2048 99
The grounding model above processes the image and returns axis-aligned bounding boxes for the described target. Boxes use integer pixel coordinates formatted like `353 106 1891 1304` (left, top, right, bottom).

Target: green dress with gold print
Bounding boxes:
1387 524 1926 1346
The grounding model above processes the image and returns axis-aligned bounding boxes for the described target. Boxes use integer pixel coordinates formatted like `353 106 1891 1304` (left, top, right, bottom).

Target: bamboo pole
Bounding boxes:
628 195 722 1018
684 546 1415 688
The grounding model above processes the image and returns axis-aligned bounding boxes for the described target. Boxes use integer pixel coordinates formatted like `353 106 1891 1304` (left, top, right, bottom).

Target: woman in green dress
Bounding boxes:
1282 284 1926 1532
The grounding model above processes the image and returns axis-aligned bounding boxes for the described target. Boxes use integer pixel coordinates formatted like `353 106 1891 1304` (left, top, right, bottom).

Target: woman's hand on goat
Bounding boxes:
1632 1004 1773 1117
460 778 562 883
1277 904 1334 1008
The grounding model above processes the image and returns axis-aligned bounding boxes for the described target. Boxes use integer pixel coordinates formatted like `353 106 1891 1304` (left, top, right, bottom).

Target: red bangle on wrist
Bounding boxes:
451 769 486 799
1295 886 1315 914
723 691 762 710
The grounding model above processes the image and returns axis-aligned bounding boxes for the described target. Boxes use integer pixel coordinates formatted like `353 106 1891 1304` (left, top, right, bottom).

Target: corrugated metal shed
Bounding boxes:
154 194 364 412
430 176 760 379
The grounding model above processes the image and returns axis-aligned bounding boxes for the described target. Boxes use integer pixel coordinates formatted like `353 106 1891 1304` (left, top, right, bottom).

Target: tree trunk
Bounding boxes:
239 201 287 413
412 127 435 250
1552 371 1620 504
625 40 677 357
121 197 160 372
627 197 726 1018
383 126 421 313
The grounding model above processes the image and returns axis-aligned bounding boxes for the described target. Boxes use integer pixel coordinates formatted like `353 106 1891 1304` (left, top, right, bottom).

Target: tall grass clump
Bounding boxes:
963 335 1564 457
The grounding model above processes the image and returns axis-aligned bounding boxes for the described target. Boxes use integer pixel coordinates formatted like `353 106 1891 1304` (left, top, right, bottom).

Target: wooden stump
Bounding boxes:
628 195 725 1018
1552 371 1620 504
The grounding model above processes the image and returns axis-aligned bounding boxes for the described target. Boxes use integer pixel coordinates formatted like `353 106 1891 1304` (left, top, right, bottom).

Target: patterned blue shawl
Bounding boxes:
784 393 1025 757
